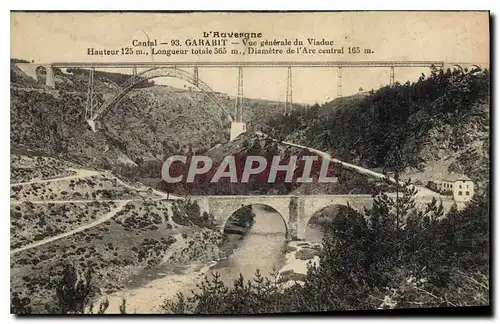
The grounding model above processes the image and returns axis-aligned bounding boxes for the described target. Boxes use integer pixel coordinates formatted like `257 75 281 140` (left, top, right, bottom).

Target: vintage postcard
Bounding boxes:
10 11 490 315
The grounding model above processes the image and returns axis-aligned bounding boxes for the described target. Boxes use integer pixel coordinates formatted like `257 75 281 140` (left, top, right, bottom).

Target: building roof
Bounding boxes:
443 173 472 182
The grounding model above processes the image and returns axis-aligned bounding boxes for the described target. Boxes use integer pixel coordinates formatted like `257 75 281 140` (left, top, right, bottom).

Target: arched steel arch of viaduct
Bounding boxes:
87 67 234 131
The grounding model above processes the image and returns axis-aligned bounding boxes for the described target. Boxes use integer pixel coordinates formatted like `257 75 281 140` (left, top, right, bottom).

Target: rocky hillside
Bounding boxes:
263 67 490 191
10 62 286 177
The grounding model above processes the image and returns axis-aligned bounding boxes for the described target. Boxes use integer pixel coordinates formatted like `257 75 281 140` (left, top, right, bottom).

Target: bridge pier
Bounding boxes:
86 119 97 132
45 65 55 88
193 66 199 87
230 66 246 141
285 66 293 115
389 66 395 86
288 196 299 240
234 66 244 122
296 197 307 240
337 66 343 98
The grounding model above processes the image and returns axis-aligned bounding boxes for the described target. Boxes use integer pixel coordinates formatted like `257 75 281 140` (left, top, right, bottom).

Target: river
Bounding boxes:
100 204 323 313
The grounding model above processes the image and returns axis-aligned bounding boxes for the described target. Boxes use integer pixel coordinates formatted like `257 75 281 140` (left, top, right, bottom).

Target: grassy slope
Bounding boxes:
10 64 286 175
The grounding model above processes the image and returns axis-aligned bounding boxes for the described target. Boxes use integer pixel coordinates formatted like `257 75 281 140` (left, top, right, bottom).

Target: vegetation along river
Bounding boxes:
100 204 323 313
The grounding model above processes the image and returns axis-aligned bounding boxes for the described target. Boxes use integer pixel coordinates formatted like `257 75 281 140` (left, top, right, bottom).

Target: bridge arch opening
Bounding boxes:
223 203 289 239
306 204 364 241
209 202 290 284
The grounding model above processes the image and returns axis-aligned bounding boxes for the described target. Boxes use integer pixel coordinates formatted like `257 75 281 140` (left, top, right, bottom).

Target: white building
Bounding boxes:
435 174 474 202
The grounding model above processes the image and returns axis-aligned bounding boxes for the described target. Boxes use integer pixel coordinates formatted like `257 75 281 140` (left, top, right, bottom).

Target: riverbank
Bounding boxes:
97 260 219 313
277 240 322 288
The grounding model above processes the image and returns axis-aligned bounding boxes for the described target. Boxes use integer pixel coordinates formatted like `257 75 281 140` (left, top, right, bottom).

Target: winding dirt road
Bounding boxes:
10 199 131 205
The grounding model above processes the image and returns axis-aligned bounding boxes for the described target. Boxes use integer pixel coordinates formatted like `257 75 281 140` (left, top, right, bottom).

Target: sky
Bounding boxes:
11 12 489 104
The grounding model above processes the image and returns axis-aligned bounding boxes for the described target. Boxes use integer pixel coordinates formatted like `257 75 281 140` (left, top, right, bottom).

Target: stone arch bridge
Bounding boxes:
191 194 454 240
